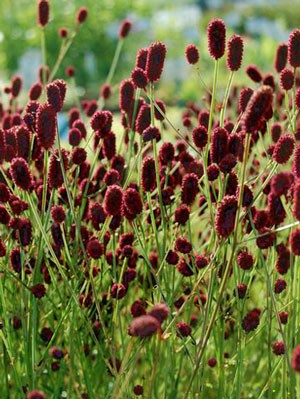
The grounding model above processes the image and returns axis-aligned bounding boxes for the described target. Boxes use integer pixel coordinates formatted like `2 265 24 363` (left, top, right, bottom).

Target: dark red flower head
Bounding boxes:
192 125 208 150
147 303 170 324
86 238 103 259
103 184 123 216
174 236 192 254
111 283 127 299
31 284 46 299
142 125 160 142
181 173 199 205
10 247 21 273
242 308 261 333
215 195 237 238
65 66 75 77
177 321 192 337
51 206 66 224
52 79 66 103
274 42 288 73
274 278 286 294
76 7 88 24
145 41 167 82
292 345 300 372
185 44 199 65
122 188 143 220
159 142 174 165
59 27 68 38
29 82 42 101
208 358 217 368
174 205 190 225
210 127 228 164
207 18 226 60
288 29 300 68
238 87 253 114
27 390 46 399
131 67 148 89
271 171 293 197
11 75 22 98
227 34 244 71
237 250 254 270
68 127 82 147
48 149 68 189
119 79 134 114
296 87 300 109
141 156 156 192
10 158 32 191
46 82 63 112
71 147 87 165
18 218 32 246
279 68 294 91
290 229 300 256
273 341 285 356
133 385 144 396
279 312 288 324
36 103 57 149
273 134 295 164
100 83 112 100
128 315 160 337
246 64 262 83
263 73 276 90
38 0 49 27
242 85 273 133
136 48 148 70
135 104 151 134
119 19 132 39
293 144 300 179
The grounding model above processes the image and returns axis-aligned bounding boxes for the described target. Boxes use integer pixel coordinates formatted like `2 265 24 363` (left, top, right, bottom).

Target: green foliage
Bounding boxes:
0 0 151 89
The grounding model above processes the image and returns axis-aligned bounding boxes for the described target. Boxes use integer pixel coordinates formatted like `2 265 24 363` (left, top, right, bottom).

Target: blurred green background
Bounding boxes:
1 0 300 105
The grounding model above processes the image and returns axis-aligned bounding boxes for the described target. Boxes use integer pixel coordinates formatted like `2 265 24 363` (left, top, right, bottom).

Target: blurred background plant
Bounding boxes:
1 0 300 104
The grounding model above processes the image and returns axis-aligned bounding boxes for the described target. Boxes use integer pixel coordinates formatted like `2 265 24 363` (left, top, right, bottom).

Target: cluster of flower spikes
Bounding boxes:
4 5 300 396
179 22 300 365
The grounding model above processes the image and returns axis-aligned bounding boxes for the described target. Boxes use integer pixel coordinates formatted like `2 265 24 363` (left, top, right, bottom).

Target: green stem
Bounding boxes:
220 71 234 127
106 39 124 85
41 27 47 87
184 133 251 397
49 29 78 82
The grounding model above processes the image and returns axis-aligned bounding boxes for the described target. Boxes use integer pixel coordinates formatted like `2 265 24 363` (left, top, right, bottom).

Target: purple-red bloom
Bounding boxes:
36 103 57 149
207 19 226 60
10 158 32 191
145 42 167 83
185 44 199 65
227 34 244 71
